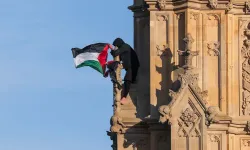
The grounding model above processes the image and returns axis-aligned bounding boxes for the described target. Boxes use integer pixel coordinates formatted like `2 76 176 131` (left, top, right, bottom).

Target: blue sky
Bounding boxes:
0 0 133 149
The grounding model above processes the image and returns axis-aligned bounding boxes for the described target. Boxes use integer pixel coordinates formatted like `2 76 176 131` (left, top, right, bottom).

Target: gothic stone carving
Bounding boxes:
109 55 125 134
206 106 221 126
207 13 220 23
159 72 208 124
226 2 233 12
242 139 250 147
243 90 250 115
183 33 194 51
170 71 208 103
156 45 168 56
208 0 218 9
177 33 199 69
205 106 231 126
241 21 250 115
158 0 167 10
110 113 126 134
107 56 123 150
209 134 221 142
180 108 198 127
190 12 199 20
207 41 220 56
156 14 168 21
205 106 232 126
159 33 208 124
178 107 201 137
159 105 172 124
242 39 250 91
176 13 184 20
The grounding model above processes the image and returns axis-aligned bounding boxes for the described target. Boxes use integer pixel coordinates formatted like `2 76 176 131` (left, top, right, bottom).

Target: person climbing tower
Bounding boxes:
110 38 140 105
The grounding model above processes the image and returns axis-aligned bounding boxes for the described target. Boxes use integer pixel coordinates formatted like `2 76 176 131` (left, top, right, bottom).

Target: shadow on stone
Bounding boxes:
155 47 175 107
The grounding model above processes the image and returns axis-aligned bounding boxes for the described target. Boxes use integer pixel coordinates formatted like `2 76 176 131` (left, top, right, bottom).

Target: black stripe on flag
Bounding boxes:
71 43 108 58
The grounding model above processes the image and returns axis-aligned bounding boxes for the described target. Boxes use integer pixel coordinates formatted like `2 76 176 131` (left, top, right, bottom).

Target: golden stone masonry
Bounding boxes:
107 0 250 149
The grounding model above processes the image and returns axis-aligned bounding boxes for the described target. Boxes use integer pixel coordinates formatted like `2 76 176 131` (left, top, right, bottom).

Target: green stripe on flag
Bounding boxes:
76 60 103 74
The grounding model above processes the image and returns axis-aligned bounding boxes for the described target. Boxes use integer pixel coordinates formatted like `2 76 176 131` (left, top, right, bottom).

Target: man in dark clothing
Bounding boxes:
110 38 140 105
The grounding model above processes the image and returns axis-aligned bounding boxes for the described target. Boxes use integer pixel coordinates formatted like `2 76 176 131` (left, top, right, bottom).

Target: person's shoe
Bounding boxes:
120 97 129 105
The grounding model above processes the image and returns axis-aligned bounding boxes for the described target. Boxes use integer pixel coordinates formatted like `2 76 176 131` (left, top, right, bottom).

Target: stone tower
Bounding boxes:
107 0 250 150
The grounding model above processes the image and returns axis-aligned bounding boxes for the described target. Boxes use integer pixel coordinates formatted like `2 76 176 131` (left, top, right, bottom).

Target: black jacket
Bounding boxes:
111 38 140 70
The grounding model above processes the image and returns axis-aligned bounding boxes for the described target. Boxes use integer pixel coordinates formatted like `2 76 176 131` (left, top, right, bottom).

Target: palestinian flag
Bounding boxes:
71 43 109 75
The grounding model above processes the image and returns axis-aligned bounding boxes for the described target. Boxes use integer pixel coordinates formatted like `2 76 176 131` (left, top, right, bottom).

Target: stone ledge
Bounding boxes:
128 1 250 15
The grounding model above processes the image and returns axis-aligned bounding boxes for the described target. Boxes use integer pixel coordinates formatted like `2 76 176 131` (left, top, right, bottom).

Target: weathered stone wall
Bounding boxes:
108 0 250 150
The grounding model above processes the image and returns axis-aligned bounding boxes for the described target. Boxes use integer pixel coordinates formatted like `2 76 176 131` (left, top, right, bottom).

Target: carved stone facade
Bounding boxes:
207 41 220 56
107 0 250 150
241 20 250 116
178 107 201 137
242 139 250 147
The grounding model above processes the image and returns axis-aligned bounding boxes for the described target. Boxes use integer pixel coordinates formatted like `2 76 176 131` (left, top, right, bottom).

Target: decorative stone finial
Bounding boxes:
178 33 199 70
158 33 208 126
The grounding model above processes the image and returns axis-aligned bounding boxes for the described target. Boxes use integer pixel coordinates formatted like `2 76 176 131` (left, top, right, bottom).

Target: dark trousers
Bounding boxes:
122 67 138 98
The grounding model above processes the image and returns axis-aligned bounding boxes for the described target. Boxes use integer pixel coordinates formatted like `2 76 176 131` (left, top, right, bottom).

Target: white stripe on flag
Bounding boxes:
74 52 100 67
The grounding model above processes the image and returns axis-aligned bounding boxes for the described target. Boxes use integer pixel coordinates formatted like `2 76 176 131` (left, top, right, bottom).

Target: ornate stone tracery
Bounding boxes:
178 107 201 137
241 21 250 115
190 12 199 20
180 108 198 127
159 34 208 127
173 34 208 101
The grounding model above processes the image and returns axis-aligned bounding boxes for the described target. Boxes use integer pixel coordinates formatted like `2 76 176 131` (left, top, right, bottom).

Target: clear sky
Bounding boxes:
0 0 133 149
